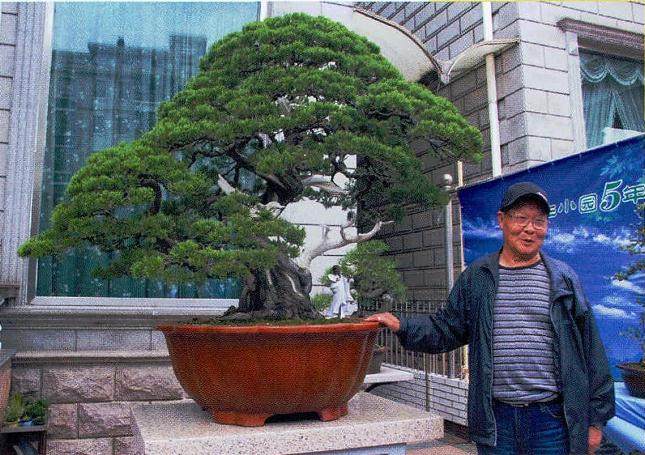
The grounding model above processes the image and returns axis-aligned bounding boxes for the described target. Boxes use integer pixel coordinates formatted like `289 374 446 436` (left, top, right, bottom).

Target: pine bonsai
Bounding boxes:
19 14 482 320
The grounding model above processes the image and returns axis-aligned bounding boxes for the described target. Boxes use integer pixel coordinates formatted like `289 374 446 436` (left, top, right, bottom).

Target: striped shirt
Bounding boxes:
492 260 560 404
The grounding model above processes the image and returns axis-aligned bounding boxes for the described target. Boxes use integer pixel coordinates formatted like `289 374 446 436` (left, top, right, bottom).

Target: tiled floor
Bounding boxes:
407 432 478 455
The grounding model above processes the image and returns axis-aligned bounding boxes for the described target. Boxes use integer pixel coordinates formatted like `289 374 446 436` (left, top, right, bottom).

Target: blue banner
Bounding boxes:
458 135 645 379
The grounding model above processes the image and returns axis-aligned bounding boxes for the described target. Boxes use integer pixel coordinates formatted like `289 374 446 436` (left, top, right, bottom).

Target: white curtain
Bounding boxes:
580 52 644 147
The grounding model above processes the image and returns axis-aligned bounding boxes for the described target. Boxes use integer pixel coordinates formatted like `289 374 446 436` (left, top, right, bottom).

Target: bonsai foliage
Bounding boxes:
321 240 405 309
615 202 645 366
19 14 481 319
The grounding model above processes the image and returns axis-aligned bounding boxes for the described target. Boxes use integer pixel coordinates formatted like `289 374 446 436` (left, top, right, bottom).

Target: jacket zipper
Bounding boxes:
490 324 496 447
486 272 497 447
549 293 571 439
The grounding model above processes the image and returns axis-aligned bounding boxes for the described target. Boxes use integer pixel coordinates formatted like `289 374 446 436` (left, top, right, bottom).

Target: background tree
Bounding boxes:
321 240 405 310
615 202 645 367
19 14 482 320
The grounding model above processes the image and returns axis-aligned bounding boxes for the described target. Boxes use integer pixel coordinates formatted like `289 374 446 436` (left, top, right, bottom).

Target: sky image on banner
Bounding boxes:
458 135 645 379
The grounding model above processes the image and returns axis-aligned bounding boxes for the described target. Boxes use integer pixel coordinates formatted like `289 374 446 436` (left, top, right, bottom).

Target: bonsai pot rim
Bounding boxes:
157 320 379 334
617 362 645 373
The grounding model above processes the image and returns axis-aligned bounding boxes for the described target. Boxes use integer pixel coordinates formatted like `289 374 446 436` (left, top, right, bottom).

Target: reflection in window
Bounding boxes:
580 52 644 148
38 3 259 298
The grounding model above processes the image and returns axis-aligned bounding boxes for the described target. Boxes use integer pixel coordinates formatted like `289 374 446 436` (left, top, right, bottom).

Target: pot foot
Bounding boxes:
211 410 272 427
317 403 348 421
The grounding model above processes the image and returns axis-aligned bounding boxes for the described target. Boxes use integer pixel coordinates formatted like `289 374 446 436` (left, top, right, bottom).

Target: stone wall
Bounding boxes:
11 351 183 455
355 0 644 297
0 360 10 423
356 0 643 430
370 365 469 426
496 1 643 168
0 3 17 241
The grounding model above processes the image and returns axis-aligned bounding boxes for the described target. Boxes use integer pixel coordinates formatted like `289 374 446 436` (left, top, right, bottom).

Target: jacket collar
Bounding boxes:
540 252 575 302
478 249 574 302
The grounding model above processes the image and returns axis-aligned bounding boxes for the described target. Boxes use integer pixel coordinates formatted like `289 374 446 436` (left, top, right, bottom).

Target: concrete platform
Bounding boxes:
363 366 415 385
131 392 443 455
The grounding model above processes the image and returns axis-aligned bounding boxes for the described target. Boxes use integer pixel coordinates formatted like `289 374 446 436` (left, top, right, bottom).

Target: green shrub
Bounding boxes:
311 293 333 313
4 393 48 426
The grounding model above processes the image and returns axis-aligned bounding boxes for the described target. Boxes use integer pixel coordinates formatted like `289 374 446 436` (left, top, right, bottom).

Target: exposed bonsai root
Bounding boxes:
221 306 320 321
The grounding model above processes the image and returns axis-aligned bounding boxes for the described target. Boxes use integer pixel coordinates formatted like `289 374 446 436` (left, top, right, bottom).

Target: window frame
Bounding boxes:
557 18 644 152
23 2 263 313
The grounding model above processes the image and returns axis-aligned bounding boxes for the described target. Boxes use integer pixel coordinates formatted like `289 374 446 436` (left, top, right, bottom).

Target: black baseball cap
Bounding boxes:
499 182 550 214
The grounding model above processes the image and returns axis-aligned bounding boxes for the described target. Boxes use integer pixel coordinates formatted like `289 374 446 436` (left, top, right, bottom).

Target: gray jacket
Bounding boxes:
397 251 615 454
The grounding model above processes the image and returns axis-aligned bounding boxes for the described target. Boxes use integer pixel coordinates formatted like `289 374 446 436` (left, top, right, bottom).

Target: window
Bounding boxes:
580 51 644 148
37 3 259 298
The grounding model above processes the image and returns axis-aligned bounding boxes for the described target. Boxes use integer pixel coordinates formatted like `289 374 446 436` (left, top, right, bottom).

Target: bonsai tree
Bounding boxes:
321 240 405 312
616 202 645 368
19 14 481 320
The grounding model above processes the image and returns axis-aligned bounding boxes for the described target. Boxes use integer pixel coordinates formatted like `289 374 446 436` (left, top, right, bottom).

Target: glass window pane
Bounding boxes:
38 3 259 298
580 51 644 148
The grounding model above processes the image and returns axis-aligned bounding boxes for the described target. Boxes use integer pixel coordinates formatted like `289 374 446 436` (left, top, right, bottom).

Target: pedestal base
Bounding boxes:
132 392 442 455
210 403 349 427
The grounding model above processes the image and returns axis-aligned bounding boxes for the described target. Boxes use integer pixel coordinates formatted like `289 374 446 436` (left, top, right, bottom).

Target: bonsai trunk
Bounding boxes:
226 252 319 320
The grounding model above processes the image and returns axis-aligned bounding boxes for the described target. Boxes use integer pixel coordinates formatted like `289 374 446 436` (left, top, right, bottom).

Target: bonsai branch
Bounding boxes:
297 218 393 269
215 174 285 216
302 175 347 195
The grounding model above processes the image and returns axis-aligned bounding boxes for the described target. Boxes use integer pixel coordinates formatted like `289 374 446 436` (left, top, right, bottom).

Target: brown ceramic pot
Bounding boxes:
157 321 379 426
367 346 387 375
618 362 645 398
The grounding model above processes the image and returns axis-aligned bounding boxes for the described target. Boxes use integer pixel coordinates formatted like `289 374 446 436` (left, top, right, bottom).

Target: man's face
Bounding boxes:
497 200 548 260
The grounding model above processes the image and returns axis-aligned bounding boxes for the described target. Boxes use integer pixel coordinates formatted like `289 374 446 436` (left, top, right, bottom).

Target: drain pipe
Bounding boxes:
482 2 502 177
442 174 457 378
260 0 269 20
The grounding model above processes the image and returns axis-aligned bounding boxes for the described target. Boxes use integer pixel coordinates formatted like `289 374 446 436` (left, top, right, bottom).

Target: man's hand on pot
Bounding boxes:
365 312 401 333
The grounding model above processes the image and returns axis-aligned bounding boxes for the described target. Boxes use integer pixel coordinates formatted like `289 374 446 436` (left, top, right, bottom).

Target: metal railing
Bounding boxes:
363 299 466 380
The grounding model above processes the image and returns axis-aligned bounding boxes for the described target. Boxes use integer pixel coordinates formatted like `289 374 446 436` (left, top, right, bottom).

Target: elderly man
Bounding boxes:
367 182 614 455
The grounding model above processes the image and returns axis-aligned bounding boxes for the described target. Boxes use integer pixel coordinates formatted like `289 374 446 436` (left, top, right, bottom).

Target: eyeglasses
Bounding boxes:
506 213 548 230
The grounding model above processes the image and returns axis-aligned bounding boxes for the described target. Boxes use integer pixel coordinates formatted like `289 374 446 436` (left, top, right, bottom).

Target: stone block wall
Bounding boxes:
355 0 644 296
11 351 184 455
369 365 469 426
0 3 17 227
506 1 644 165
0 361 10 423
356 0 643 432
356 2 496 309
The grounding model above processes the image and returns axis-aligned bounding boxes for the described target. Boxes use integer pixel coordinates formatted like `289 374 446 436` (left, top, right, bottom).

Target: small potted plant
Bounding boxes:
24 398 48 426
3 393 48 427
3 393 25 427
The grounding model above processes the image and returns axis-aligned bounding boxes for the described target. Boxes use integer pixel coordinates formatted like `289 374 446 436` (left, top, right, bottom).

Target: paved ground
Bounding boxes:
407 432 478 455
406 432 629 455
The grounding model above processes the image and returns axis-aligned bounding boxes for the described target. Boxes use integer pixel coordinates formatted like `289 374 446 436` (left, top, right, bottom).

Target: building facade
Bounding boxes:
354 0 643 425
0 1 642 451
0 3 259 453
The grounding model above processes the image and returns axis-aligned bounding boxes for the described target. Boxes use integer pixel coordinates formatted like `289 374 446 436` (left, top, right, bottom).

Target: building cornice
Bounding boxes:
557 18 644 53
